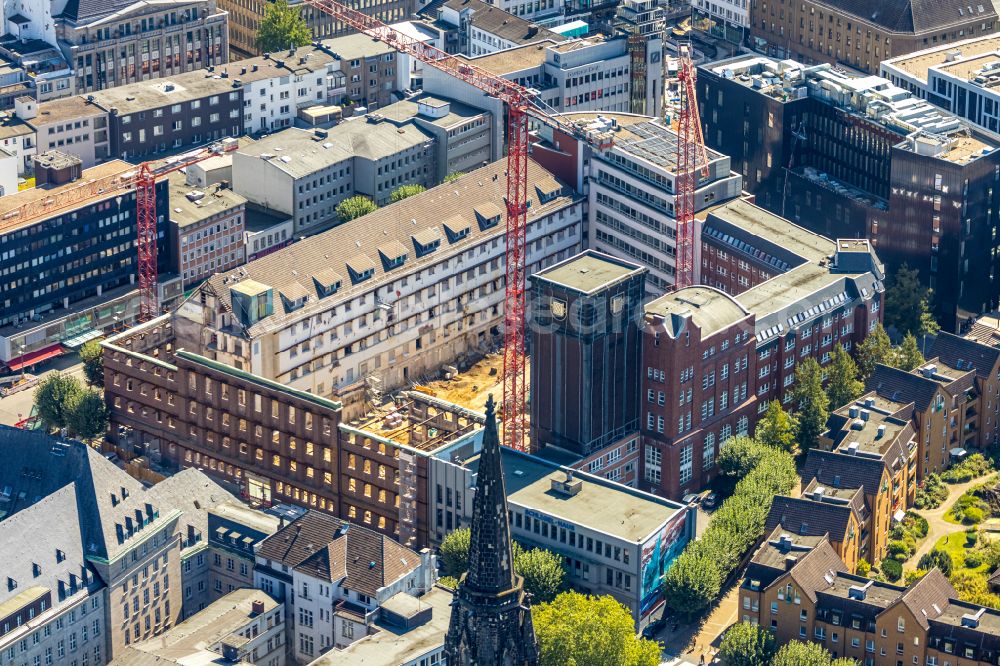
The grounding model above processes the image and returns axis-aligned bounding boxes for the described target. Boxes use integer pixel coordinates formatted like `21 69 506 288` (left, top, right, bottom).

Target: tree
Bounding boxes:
514 547 564 603
791 358 829 450
754 401 798 452
856 559 871 576
34 373 83 431
256 0 310 53
885 264 939 337
79 339 105 387
826 344 864 409
894 333 925 372
718 622 775 666
917 549 953 577
855 323 893 382
336 195 377 223
771 641 836 666
66 388 109 439
444 171 464 183
439 527 470 578
390 184 426 202
533 592 660 666
717 435 767 477
662 548 723 620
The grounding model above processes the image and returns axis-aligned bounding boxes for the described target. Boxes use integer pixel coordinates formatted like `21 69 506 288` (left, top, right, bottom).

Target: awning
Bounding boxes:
950 447 968 458
62 329 103 349
6 344 64 371
893 509 906 523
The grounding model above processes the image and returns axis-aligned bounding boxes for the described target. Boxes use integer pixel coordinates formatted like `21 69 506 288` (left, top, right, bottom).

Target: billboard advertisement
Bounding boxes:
639 509 690 618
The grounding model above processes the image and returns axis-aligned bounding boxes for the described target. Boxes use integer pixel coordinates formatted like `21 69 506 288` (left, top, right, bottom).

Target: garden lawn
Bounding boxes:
932 533 991 575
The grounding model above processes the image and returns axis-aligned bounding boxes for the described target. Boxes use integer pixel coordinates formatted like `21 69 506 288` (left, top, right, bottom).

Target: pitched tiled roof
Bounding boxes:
868 363 942 411
817 0 994 33
787 539 847 603
801 449 887 499
897 568 955 629
765 496 857 542
930 332 1000 380
257 511 420 597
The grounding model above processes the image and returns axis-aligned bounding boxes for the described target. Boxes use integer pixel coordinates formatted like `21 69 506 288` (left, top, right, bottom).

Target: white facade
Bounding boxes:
0 147 18 195
586 118 742 292
0 590 106 666
693 0 749 29
241 61 346 135
491 0 563 23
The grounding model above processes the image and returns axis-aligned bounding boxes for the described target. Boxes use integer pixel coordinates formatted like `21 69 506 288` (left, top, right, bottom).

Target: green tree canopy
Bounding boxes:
79 339 105 387
256 0 311 53
718 621 775 666
390 184 426 202
791 357 829 450
718 435 769 477
826 344 863 409
514 547 564 603
917 549 953 577
533 592 661 666
439 527 470 578
855 323 893 382
771 640 837 666
34 373 83 431
443 171 464 183
894 333 925 372
336 195 377 223
885 264 939 337
754 400 798 452
662 548 724 620
66 388 109 439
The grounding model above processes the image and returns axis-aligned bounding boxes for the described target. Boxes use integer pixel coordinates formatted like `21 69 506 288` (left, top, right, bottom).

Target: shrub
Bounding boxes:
962 507 986 525
966 529 979 547
856 559 871 577
942 454 995 483
881 558 903 582
906 512 929 538
964 552 983 569
917 550 953 577
914 474 949 509
887 540 911 561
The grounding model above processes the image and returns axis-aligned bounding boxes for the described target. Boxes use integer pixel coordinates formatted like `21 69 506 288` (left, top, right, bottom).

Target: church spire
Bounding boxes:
465 395 516 594
444 395 539 666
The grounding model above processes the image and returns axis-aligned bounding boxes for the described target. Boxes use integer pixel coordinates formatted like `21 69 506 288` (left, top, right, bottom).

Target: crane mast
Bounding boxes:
674 44 710 289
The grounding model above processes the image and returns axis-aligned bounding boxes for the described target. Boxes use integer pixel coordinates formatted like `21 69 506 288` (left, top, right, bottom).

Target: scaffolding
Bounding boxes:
397 449 419 549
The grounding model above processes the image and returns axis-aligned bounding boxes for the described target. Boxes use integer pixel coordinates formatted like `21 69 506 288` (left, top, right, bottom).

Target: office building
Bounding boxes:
168 174 247 289
427 419 694 629
530 251 647 458
748 0 995 74
698 54 1000 331
206 503 280 602
418 0 567 56
0 153 169 371
2 0 228 96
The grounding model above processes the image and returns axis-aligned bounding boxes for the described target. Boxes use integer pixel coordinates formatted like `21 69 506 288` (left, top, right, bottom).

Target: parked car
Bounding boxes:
682 493 702 505
642 616 667 639
703 492 719 509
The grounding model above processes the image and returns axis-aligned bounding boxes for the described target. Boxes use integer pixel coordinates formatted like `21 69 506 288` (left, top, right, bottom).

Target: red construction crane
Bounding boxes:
674 44 710 289
303 0 611 451
0 140 238 323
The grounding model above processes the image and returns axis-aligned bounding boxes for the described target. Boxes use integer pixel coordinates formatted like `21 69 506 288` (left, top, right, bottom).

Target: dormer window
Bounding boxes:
378 241 409 271
346 255 376 284
535 179 562 204
412 228 442 257
279 283 309 312
474 203 503 231
312 269 343 298
443 215 471 243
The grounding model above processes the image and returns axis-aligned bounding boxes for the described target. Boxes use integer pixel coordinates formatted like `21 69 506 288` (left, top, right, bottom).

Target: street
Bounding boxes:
0 354 86 426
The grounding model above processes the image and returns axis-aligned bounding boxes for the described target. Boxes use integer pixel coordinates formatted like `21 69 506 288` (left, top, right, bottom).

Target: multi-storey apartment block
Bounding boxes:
168 175 247 289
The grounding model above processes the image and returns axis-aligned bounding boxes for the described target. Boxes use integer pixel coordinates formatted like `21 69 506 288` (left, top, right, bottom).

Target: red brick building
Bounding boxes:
639 199 885 500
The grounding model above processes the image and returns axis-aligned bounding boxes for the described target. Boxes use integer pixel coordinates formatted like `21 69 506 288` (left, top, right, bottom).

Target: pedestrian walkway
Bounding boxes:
911 477 987 564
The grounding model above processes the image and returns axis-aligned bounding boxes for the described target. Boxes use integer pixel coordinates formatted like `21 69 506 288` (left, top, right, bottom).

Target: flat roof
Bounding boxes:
884 34 1000 82
534 250 644 294
468 447 682 543
0 159 136 233
209 501 281 535
168 174 247 229
31 95 106 126
372 95 488 129
308 587 452 666
459 40 558 75
90 69 238 115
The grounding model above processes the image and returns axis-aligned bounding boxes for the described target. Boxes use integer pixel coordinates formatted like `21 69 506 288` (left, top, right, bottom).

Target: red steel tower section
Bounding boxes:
136 165 159 322
674 45 710 289
303 0 608 452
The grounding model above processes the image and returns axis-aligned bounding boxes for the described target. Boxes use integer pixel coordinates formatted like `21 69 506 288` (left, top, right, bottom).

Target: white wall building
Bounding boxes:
172 159 583 410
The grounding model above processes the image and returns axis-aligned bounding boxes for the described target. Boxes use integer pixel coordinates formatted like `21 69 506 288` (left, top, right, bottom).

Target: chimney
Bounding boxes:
849 406 859 418
251 599 265 615
860 409 870 422
784 554 798 571
877 424 886 438
847 441 860 455
777 533 793 551
864 397 875 408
